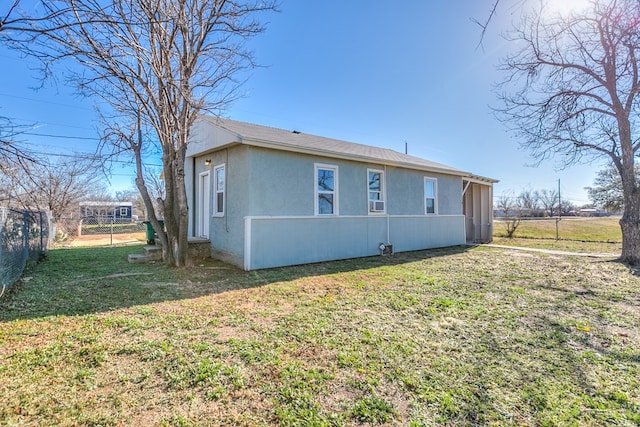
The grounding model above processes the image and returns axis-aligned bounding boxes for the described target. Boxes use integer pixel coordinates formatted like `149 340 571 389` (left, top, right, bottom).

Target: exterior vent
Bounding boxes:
379 243 393 255
369 200 385 212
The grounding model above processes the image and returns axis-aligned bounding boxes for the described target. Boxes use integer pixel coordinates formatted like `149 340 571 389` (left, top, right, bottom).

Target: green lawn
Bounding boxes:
491 237 623 255
1 245 639 425
494 217 622 242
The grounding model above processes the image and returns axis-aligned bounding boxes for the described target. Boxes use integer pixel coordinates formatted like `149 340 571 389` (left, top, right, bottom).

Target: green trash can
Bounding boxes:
143 220 164 245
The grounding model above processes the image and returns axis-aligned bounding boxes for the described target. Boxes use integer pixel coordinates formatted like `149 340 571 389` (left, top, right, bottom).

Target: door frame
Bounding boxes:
198 170 210 238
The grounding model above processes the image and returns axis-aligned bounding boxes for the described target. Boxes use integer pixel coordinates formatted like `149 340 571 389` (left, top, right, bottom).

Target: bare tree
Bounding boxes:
0 0 73 34
1 2 80 171
561 200 578 215
496 193 522 238
0 116 37 176
143 167 166 220
518 187 540 216
473 0 534 45
8 0 276 266
2 154 105 233
535 189 559 217
498 0 640 264
472 0 502 44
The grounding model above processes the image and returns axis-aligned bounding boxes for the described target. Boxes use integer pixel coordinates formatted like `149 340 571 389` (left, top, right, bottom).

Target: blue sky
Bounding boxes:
0 0 604 204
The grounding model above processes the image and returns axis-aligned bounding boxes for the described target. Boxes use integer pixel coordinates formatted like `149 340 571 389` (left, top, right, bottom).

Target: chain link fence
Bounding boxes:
78 216 145 236
51 216 146 243
0 207 50 297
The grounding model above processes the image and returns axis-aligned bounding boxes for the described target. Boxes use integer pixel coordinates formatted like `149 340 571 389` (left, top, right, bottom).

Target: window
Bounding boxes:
368 169 385 213
119 207 128 217
315 164 338 215
424 177 438 214
214 164 225 216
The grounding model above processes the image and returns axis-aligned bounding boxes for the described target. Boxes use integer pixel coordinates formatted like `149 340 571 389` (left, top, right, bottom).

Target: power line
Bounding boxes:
0 92 91 111
10 117 94 131
23 132 101 141
22 148 162 167
15 133 163 165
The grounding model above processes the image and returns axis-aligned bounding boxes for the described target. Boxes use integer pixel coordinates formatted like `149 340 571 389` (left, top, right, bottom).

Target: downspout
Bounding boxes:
225 148 229 233
385 164 390 245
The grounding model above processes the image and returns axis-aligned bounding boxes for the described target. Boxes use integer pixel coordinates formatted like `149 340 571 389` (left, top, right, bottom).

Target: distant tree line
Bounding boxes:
495 163 629 238
495 188 575 219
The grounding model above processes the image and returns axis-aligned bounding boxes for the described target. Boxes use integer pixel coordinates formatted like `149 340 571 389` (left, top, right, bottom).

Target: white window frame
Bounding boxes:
213 163 225 217
315 163 339 216
119 207 128 217
424 177 438 215
367 168 386 214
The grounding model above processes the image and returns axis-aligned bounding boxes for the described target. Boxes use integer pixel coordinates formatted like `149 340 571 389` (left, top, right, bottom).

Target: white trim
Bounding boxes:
314 163 339 216
244 217 252 271
424 177 438 215
213 163 226 217
367 168 386 214
461 178 472 198
463 174 499 184
198 171 210 238
244 214 463 221
462 211 467 243
241 214 465 270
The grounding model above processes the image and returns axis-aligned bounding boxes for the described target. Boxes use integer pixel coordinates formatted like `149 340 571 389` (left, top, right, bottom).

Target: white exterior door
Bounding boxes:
198 171 210 238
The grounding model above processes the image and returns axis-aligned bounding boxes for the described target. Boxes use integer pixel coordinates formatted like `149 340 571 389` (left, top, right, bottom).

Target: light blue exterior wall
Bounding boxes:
243 147 463 217
245 215 465 270
385 166 461 216
189 143 467 270
209 146 250 265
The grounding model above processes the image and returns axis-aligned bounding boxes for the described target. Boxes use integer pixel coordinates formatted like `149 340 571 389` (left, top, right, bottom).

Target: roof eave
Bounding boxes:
463 174 499 184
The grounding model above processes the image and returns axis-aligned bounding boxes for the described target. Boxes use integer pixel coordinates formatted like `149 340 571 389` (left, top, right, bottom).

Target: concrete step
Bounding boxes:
128 245 161 263
128 240 210 264
143 245 163 261
128 253 148 263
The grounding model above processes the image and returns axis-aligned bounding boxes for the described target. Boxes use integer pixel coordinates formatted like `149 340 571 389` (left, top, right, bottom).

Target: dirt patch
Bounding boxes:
62 232 146 247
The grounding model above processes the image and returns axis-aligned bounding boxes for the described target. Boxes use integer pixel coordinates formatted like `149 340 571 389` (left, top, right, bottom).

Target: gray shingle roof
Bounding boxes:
202 117 472 177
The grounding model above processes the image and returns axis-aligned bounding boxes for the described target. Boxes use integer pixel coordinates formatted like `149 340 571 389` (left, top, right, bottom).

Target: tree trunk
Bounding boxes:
619 190 640 265
163 176 189 267
157 146 190 268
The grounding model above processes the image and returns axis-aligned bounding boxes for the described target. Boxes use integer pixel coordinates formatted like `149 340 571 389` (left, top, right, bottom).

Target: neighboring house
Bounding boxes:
186 117 497 270
79 201 134 223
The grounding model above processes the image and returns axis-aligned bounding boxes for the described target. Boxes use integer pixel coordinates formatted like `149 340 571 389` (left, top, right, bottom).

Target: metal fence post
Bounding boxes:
22 211 29 261
40 212 44 254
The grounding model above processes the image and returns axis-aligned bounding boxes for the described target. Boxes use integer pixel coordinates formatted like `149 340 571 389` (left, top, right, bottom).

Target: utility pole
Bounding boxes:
558 178 561 216
556 178 561 241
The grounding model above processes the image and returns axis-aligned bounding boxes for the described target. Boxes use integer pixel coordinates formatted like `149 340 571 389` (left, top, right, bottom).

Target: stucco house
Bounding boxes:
186 117 496 270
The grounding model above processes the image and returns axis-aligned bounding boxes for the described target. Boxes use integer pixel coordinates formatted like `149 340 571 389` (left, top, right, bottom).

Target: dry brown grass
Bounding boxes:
1 245 639 425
